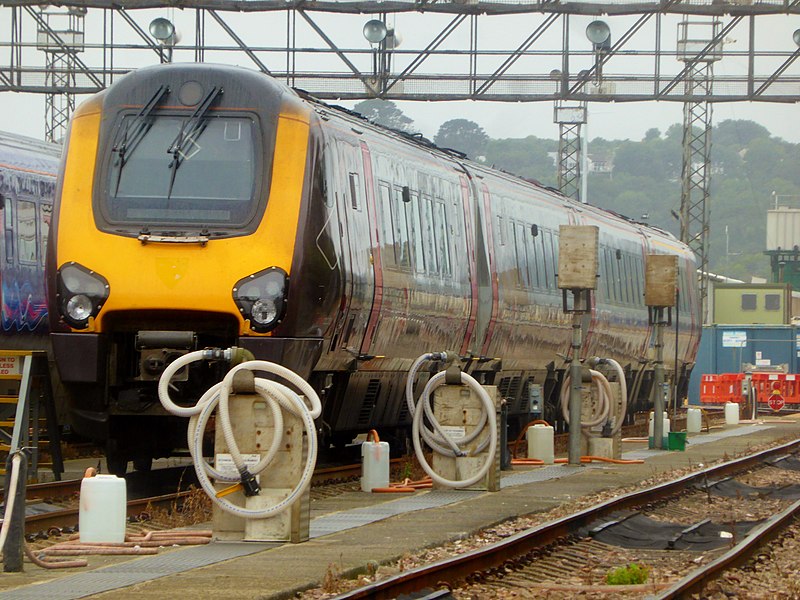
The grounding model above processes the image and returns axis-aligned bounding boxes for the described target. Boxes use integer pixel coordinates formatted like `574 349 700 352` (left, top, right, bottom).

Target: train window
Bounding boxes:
527 225 540 288
3 197 13 264
635 256 644 305
609 251 620 304
349 173 360 211
40 204 52 265
540 230 551 289
622 255 632 305
17 200 37 264
741 293 757 311
434 201 451 277
393 187 411 268
551 231 559 290
533 233 546 290
106 115 256 226
496 215 506 246
422 195 437 274
514 222 530 289
409 192 425 274
596 246 605 301
765 294 781 311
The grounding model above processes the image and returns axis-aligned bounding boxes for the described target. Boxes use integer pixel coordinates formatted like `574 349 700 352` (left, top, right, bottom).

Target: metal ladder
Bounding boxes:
0 350 64 481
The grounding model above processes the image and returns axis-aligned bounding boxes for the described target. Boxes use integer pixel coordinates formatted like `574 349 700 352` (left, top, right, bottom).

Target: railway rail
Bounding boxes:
657 496 800 598
331 437 800 599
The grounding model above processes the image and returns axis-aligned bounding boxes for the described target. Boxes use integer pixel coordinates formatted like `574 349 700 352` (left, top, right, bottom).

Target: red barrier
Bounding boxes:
699 372 800 406
700 372 800 405
700 374 720 404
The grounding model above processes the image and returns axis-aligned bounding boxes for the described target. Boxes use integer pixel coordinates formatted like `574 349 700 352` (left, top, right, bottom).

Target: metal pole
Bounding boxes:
568 301 583 465
653 307 665 449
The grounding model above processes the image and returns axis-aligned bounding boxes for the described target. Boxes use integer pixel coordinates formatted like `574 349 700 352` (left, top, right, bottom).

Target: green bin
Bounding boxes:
668 431 687 451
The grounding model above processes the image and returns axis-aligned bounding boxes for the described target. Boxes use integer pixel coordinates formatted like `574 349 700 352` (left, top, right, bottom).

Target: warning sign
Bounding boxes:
768 393 786 412
0 356 21 376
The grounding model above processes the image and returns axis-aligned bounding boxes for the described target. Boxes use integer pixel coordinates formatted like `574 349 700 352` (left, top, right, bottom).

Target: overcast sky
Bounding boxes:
0 9 797 144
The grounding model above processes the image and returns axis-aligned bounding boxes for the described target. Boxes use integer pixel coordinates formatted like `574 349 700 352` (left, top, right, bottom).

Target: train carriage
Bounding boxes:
46 63 701 471
0 132 60 341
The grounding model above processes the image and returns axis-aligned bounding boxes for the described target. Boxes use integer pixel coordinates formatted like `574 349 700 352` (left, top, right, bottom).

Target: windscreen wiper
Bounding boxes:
165 86 224 199
112 85 170 167
111 85 170 195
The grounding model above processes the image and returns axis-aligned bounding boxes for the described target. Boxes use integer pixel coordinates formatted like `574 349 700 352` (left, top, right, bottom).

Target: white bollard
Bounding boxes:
725 402 740 426
648 411 671 437
526 424 555 464
80 474 127 543
687 407 702 433
361 438 390 492
648 411 670 447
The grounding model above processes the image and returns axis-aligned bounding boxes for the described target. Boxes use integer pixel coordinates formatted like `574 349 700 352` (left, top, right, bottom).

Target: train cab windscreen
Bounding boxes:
103 114 258 229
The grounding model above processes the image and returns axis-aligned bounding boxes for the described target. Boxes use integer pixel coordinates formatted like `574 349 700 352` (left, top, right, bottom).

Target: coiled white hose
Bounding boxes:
407 353 498 489
559 358 628 436
158 351 321 519
559 369 612 430
600 358 628 436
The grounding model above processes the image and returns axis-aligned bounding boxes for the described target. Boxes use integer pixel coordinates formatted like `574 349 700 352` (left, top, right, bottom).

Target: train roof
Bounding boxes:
298 88 685 249
0 131 61 177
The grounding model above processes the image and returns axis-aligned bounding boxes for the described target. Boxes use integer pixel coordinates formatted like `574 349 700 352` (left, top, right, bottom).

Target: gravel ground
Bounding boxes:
299 437 800 599
697 521 800 600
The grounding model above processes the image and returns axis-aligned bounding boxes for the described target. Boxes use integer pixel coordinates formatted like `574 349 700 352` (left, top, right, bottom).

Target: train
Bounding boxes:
0 132 59 342
46 63 701 474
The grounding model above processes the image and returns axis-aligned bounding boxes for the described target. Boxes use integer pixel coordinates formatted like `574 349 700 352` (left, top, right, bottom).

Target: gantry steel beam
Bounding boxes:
0 6 797 102
2 0 800 16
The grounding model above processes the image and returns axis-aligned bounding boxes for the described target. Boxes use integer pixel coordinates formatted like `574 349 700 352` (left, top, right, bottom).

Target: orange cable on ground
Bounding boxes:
511 458 545 466
554 456 644 464
372 476 432 493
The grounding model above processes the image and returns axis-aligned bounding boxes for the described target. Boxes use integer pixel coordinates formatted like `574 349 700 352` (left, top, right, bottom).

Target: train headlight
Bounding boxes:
232 267 288 333
56 263 110 329
66 295 93 322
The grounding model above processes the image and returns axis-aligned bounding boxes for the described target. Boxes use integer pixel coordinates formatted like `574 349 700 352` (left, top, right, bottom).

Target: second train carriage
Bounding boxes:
0 132 60 341
46 63 701 471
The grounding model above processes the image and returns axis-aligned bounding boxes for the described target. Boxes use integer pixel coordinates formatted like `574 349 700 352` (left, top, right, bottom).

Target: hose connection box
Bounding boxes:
238 468 261 497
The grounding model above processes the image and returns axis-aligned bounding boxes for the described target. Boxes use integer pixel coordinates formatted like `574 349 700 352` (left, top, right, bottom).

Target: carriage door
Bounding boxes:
476 183 499 357
358 141 383 355
329 138 374 354
324 139 354 353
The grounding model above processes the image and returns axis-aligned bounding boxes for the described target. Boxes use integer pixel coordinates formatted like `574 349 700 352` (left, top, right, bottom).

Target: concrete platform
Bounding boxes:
2 416 799 600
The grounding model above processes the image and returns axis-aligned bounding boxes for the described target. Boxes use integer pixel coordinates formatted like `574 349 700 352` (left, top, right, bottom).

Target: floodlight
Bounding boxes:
794 28 800 48
586 20 611 48
149 18 176 44
363 20 388 44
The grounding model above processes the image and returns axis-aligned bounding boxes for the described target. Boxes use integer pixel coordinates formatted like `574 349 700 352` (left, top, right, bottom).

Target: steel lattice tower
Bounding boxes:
555 101 587 203
677 20 721 318
37 7 85 142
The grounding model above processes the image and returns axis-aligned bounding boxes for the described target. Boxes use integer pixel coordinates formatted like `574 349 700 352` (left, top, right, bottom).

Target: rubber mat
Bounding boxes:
580 512 760 551
701 477 800 499
770 454 800 471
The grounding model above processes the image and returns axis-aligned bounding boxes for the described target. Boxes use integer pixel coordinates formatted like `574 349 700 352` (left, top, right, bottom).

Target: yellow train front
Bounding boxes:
47 64 339 472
